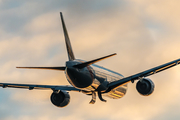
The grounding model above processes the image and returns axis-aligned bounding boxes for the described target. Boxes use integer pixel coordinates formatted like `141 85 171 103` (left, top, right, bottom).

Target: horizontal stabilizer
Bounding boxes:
73 53 117 69
16 67 66 71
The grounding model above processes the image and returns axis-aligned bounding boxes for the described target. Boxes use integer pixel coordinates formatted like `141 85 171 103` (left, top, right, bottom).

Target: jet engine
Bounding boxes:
136 78 155 96
50 90 70 107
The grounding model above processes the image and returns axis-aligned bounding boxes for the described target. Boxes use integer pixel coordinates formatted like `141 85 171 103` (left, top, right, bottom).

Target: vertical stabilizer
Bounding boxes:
60 12 75 61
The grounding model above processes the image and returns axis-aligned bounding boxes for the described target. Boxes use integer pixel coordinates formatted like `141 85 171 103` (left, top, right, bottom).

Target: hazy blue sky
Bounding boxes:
0 0 180 120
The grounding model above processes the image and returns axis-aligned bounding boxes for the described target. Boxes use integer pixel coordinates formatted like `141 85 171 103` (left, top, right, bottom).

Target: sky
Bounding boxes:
0 0 180 120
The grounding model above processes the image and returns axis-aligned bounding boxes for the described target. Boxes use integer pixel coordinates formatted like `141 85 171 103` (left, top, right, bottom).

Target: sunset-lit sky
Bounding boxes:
1 0 180 120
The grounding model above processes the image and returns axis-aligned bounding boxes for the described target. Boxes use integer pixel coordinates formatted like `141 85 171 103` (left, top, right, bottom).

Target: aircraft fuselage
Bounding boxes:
65 60 127 99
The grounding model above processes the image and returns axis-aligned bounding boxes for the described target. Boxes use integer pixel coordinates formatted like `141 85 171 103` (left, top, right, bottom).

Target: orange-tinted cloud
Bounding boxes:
1 0 180 120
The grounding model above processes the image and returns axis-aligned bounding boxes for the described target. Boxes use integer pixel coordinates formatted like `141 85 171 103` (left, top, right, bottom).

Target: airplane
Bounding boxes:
0 12 180 108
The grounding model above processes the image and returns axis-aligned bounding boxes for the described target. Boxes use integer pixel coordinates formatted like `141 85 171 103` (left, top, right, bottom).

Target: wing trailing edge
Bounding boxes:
108 58 180 90
0 83 81 91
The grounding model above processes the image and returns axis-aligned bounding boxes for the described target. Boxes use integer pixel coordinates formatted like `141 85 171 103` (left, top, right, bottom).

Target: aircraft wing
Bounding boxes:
0 83 81 91
108 58 180 89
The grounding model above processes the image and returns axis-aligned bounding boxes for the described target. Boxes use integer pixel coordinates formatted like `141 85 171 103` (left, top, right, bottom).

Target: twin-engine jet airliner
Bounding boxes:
1 12 180 108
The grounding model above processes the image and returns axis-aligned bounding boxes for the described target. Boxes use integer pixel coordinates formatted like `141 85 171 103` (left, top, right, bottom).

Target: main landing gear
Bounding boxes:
89 91 106 104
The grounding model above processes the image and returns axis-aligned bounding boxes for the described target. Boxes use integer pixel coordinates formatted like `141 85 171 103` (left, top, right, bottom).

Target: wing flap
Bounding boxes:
0 83 81 91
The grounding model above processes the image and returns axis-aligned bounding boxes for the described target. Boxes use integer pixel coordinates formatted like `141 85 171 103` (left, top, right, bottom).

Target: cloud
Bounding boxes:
1 0 180 120
24 12 60 33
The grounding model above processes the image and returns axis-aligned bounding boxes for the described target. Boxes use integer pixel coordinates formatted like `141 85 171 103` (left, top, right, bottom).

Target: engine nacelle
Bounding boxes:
136 78 155 96
50 90 70 108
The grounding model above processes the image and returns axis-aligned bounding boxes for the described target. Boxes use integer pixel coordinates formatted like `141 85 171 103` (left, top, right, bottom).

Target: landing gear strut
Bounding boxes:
98 91 106 102
89 91 107 104
89 92 96 104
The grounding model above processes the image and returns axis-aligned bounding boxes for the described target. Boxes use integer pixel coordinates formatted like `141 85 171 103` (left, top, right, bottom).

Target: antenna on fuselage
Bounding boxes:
60 12 75 61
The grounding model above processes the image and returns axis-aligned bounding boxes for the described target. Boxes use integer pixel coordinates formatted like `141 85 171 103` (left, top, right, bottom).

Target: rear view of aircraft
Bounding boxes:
1 12 180 108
